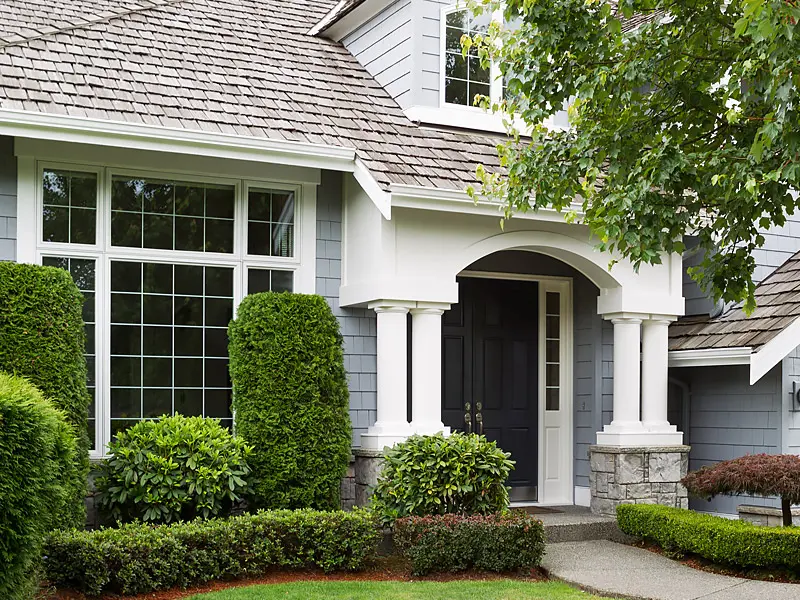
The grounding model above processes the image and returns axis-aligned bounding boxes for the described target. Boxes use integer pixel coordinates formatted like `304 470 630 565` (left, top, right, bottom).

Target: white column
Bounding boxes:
596 316 647 445
410 305 451 435
642 317 683 444
360 303 412 450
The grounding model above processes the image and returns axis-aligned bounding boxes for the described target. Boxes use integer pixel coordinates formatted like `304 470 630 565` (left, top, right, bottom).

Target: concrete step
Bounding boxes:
515 505 632 543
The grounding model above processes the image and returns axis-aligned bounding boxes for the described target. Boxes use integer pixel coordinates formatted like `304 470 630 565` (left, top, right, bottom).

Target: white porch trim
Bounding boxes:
668 346 752 368
750 316 800 384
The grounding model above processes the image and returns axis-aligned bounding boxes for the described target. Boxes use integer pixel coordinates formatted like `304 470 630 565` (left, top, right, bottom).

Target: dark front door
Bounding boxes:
442 277 539 501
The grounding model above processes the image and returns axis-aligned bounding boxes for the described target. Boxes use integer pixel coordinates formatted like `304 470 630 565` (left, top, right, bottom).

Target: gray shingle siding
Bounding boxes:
316 170 377 448
754 214 800 283
341 0 413 109
418 0 449 108
782 346 800 455
672 364 782 515
0 136 16 261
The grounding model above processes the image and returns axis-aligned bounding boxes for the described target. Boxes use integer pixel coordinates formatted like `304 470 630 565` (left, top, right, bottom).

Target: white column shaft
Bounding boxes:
611 318 643 427
374 307 410 429
641 319 670 428
410 308 449 435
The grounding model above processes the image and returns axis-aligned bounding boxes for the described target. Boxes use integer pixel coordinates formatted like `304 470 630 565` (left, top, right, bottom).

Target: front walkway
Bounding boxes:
543 540 799 600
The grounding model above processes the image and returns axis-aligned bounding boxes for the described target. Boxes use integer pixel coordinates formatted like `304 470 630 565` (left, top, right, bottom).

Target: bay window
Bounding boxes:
35 163 307 456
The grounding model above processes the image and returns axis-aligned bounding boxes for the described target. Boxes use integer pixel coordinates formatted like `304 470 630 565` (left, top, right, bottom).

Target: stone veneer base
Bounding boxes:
589 445 690 517
353 448 385 507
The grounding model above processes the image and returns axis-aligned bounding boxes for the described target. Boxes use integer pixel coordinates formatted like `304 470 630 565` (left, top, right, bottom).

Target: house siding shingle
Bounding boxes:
782 346 800 456
673 364 782 515
316 170 377 447
0 136 16 261
341 0 413 109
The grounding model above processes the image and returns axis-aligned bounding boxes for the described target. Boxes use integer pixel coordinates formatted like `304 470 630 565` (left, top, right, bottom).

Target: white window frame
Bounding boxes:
28 159 316 458
439 4 505 112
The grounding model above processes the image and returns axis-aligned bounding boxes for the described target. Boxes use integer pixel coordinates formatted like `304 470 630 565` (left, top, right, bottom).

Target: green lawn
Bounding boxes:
188 580 607 600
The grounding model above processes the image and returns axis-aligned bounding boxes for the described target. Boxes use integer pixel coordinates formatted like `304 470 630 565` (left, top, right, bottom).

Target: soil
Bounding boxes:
39 556 548 600
633 541 800 584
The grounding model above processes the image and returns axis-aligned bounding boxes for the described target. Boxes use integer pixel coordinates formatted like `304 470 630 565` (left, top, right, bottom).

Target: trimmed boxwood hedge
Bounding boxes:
0 373 78 600
43 509 379 596
0 262 91 529
228 292 351 510
617 504 800 571
393 512 545 576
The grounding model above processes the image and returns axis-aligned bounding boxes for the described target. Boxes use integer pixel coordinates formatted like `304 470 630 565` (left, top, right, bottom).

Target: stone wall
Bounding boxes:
589 445 690 516
353 448 384 507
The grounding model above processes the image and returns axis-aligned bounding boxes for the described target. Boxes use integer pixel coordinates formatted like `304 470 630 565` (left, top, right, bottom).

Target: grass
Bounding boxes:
187 580 606 600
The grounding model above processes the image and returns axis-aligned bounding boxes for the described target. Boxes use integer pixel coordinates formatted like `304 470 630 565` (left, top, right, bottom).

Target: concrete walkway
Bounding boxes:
542 540 800 600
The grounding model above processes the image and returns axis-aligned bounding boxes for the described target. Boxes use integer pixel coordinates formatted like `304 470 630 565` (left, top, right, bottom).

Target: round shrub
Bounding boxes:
96 414 253 524
682 454 800 526
229 292 351 510
0 372 78 600
370 432 515 526
0 262 90 529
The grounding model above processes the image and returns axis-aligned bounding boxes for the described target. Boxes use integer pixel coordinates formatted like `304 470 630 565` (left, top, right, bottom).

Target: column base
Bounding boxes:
409 422 451 436
596 430 684 446
589 445 690 517
359 422 412 451
353 449 385 507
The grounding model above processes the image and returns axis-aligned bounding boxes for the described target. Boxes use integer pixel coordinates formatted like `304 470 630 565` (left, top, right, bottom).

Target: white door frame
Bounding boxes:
458 270 574 505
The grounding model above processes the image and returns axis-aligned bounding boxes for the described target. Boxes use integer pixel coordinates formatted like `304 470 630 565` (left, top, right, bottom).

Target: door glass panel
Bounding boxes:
42 256 97 449
545 291 560 411
109 261 234 436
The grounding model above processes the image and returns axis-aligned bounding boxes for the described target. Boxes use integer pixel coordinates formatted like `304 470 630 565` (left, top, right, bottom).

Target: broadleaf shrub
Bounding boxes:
370 432 514 526
617 504 800 571
393 512 545 576
44 509 379 595
682 454 800 526
96 415 253 524
0 262 90 529
229 292 351 510
0 373 78 600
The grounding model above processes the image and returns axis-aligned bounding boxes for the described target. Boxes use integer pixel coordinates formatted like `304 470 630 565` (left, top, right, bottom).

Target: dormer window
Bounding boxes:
442 7 503 109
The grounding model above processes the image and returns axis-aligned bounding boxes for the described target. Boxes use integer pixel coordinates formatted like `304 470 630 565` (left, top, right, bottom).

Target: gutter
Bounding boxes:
667 347 752 368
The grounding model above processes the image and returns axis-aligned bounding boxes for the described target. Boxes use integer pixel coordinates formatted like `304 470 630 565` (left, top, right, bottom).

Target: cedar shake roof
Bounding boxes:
0 0 503 191
670 250 800 352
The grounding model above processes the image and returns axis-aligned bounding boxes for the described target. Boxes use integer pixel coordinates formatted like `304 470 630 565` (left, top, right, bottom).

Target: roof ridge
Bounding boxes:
0 0 188 49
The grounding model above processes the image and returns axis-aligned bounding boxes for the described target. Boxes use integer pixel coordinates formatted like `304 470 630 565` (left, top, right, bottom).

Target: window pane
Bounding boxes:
271 270 293 293
546 292 560 315
445 53 467 80
110 261 234 429
546 339 559 363
445 78 468 106
111 176 234 253
546 315 559 339
546 388 560 411
42 170 97 245
468 56 490 84
247 188 296 257
247 268 294 294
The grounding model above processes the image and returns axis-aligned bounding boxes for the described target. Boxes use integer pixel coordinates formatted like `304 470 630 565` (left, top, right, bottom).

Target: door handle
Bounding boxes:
464 411 472 433
475 411 483 435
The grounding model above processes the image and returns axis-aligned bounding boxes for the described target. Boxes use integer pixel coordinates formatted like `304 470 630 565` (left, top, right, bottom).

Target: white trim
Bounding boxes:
353 158 392 219
668 346 752 368
750 316 800 384
574 486 591 507
406 105 515 135
0 110 355 172
460 270 574 506
312 0 397 41
15 156 36 263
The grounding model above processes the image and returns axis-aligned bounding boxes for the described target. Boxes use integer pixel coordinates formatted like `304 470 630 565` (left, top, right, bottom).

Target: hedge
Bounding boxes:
229 292 351 510
371 432 515 526
44 509 379 596
617 504 800 571
393 512 545 576
0 262 91 529
0 373 78 600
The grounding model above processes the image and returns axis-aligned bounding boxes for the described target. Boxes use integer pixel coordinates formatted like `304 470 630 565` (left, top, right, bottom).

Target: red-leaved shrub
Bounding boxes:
682 454 800 526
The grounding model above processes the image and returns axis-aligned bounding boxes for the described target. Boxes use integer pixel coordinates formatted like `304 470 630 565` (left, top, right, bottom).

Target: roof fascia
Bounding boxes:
354 157 391 219
0 109 356 172
313 0 396 41
749 316 800 384
668 347 752 368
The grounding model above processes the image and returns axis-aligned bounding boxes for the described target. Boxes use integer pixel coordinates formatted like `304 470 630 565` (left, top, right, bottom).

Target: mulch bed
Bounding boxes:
40 556 548 600
634 540 800 584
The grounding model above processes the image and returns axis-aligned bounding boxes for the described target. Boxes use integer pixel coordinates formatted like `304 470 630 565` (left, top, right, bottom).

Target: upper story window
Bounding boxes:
443 8 493 107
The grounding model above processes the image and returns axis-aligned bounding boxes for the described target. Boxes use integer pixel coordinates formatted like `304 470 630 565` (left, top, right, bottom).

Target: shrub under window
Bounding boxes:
0 262 91 530
229 292 351 510
0 373 78 600
370 432 515 526
96 414 252 524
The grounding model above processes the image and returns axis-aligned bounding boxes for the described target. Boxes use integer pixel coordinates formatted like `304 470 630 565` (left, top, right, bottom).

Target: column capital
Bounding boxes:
645 314 678 324
410 305 448 316
369 300 416 313
609 316 643 326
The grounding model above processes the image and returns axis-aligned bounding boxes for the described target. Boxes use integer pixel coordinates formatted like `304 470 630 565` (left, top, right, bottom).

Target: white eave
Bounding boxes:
668 347 752 368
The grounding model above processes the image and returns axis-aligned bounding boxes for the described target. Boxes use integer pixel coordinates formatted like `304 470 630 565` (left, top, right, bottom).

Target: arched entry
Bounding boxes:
441 250 590 505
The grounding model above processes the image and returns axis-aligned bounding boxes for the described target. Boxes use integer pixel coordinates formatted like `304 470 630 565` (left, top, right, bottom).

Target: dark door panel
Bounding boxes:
442 277 539 499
